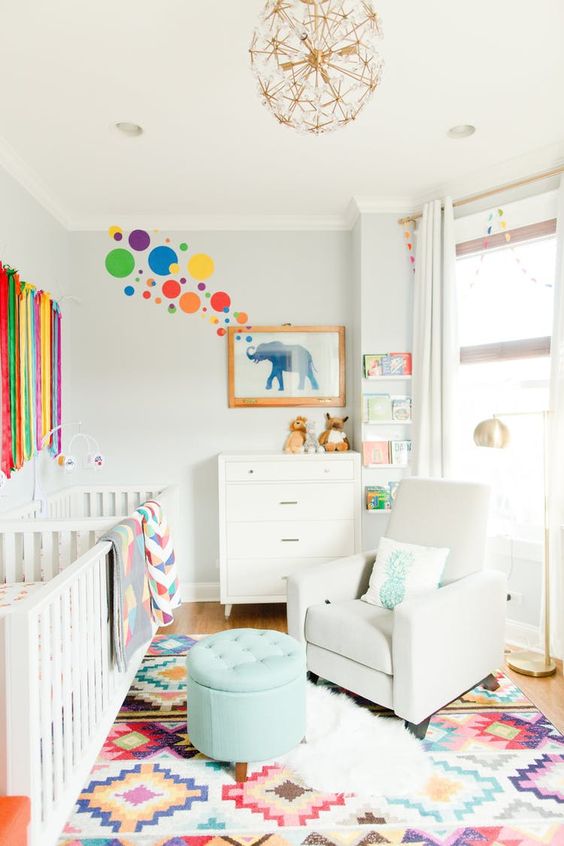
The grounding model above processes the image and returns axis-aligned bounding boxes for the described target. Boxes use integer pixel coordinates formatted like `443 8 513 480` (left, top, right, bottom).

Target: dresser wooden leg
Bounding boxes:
224 604 232 619
235 762 248 782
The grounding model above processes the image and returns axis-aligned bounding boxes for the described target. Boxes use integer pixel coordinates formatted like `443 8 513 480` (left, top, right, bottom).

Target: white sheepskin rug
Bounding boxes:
272 682 432 797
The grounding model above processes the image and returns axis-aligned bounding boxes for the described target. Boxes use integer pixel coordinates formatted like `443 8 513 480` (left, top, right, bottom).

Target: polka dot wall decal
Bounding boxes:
210 291 231 312
179 291 200 313
188 253 214 281
128 229 151 251
106 248 135 278
162 279 181 299
105 228 250 339
148 245 178 276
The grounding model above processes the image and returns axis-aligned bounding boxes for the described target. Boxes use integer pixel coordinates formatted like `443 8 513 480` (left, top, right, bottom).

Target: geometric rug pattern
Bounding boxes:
60 634 564 845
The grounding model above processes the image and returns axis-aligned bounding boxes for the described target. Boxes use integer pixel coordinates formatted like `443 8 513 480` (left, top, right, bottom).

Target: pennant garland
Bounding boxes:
403 221 416 273
471 207 547 288
0 262 62 480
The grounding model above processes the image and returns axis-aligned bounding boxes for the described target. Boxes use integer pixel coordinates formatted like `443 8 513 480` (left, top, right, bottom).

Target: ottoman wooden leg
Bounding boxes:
235 762 248 782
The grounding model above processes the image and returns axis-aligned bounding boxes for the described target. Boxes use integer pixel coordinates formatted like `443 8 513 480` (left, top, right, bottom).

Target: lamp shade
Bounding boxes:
473 417 510 449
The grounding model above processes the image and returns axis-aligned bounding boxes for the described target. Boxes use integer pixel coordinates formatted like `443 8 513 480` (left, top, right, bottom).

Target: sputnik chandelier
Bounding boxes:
249 0 384 135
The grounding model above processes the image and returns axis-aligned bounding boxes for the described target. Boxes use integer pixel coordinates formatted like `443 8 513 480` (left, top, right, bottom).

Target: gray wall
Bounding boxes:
68 230 353 588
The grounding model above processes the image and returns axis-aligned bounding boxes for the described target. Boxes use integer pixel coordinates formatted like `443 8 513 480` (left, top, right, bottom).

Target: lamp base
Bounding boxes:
507 650 557 678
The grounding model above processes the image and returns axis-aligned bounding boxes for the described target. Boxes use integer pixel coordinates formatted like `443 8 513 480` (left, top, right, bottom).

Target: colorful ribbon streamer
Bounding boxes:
0 261 62 479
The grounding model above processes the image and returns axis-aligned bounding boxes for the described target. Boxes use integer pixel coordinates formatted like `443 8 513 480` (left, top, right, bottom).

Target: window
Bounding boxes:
455 222 556 607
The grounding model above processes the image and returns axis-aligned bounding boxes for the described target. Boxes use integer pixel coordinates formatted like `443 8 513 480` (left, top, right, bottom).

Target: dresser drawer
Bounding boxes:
225 482 355 522
224 459 354 483
226 519 355 559
227 557 332 598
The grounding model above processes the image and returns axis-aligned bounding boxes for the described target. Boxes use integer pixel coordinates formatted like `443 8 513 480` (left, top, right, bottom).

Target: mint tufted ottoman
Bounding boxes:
187 629 306 781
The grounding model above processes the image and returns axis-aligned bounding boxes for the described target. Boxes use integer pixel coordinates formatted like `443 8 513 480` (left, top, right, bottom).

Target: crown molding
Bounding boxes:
68 212 352 232
346 195 418 228
0 134 71 229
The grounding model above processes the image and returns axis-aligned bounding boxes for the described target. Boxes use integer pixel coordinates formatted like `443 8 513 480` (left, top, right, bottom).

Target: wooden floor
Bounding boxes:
167 602 564 733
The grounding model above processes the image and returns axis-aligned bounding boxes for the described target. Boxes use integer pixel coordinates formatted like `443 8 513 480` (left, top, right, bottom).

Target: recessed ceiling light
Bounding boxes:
115 122 143 137
447 124 476 139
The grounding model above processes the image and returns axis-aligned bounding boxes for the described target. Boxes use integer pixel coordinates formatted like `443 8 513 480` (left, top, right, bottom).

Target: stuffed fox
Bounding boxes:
318 413 350 452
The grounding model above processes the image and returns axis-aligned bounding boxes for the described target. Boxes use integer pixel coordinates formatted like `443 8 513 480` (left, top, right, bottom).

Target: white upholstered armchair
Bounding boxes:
287 478 507 738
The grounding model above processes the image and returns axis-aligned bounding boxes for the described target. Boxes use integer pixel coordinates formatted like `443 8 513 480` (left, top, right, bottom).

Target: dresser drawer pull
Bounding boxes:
279 500 298 505
281 538 300 542
248 469 254 474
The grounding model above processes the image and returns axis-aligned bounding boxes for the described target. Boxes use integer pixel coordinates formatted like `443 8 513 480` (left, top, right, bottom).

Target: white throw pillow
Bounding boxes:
361 536 449 610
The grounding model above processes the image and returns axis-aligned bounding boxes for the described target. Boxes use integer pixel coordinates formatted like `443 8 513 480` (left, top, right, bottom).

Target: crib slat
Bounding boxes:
3 533 16 583
86 568 96 734
101 492 113 517
71 578 83 761
59 531 72 573
78 574 89 752
99 557 110 710
51 595 64 801
40 606 54 818
61 587 73 783
92 560 103 721
22 532 36 582
41 531 54 582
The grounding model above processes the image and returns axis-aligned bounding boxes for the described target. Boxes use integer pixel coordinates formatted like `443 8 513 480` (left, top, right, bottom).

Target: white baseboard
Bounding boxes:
505 618 542 652
180 581 220 602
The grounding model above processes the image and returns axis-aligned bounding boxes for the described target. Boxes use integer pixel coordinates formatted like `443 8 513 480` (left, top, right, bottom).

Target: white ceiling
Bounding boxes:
1 0 564 227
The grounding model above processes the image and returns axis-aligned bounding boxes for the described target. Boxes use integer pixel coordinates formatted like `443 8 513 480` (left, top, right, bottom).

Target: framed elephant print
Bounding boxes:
228 325 345 407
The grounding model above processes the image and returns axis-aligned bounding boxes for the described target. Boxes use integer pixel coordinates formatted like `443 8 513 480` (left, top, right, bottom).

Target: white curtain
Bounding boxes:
411 198 459 477
548 176 564 661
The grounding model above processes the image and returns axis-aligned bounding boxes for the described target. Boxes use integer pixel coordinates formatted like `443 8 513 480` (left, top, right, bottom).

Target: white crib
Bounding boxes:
0 483 177 846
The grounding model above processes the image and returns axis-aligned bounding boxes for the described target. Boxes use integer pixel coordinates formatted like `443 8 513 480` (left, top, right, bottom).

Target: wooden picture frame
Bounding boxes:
228 325 345 408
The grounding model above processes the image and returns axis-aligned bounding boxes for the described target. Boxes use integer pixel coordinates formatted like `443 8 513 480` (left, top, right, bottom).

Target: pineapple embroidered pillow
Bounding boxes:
361 537 449 610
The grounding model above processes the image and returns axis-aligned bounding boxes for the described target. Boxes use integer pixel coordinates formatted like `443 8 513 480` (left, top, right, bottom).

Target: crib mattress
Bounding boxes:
0 582 41 608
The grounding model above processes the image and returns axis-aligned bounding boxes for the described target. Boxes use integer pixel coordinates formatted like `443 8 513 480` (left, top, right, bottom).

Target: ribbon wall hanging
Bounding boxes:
0 261 62 481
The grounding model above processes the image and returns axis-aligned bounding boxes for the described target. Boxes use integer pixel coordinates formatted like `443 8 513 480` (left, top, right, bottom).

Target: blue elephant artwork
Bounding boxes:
230 327 344 407
246 341 319 392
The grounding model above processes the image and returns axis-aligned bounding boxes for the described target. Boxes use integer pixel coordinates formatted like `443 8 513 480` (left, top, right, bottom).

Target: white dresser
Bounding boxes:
218 452 362 617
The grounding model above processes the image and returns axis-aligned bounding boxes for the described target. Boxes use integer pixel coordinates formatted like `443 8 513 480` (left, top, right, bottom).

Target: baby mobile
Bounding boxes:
104 227 255 345
0 262 62 488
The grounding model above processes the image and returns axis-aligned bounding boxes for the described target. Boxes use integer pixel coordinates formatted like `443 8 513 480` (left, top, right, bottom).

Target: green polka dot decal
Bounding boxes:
105 248 135 278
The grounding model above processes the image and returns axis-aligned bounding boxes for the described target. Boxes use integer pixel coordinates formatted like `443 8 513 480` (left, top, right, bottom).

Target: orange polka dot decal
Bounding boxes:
104 228 252 340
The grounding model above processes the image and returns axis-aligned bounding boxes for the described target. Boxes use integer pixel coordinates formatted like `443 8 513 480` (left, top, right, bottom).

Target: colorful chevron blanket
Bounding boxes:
136 500 181 627
103 499 180 671
103 518 153 672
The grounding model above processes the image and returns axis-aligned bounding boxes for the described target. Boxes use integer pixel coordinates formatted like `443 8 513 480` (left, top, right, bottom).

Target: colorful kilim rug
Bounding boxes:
59 634 564 846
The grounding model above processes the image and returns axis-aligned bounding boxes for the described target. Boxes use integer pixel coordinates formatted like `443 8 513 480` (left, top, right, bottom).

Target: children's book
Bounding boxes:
362 441 390 466
366 486 390 510
363 354 386 378
366 394 392 422
385 353 412 376
390 440 412 466
391 396 412 421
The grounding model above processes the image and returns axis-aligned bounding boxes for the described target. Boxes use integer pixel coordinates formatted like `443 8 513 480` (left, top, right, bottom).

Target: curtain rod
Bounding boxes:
397 164 564 226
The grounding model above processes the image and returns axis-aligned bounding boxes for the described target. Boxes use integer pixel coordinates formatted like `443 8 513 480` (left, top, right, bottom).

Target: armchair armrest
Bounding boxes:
287 551 376 643
392 569 507 724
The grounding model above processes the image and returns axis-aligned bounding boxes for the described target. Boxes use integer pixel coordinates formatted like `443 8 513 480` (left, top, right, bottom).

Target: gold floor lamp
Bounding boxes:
473 412 557 678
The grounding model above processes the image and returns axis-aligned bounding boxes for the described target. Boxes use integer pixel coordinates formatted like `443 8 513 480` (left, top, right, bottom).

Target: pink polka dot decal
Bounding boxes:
104 227 251 339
